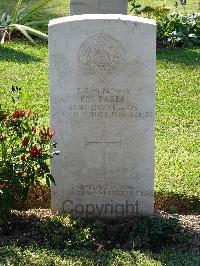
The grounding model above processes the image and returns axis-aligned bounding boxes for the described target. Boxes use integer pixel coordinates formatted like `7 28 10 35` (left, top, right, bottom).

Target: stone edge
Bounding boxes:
49 14 156 27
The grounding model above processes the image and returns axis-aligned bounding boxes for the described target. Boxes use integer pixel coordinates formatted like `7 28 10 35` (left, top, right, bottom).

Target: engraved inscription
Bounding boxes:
78 33 126 78
64 184 154 198
64 87 154 119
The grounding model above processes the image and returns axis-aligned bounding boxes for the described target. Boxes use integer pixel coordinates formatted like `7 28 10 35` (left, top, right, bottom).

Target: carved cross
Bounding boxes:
86 123 121 180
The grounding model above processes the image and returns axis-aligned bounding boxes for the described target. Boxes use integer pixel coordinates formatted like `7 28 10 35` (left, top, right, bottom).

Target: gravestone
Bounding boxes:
49 14 156 218
70 0 128 15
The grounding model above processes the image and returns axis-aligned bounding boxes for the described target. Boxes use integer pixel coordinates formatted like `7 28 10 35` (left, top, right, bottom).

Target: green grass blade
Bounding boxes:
12 24 35 43
20 0 52 23
12 24 48 40
1 12 7 23
23 25 48 39
0 31 6 44
12 0 23 24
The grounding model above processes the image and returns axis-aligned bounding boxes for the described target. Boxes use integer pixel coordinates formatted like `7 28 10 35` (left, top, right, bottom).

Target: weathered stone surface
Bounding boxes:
49 14 156 218
70 0 128 15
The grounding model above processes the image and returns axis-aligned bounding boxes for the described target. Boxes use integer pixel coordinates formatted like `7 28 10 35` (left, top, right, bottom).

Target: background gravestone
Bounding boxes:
70 0 128 15
49 14 156 218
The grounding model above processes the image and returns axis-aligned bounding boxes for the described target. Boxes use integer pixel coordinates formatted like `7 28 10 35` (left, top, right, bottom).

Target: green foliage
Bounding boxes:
0 86 56 224
157 13 200 47
38 215 92 249
129 0 200 48
0 188 15 225
0 0 52 44
36 214 186 252
131 217 182 251
128 0 143 14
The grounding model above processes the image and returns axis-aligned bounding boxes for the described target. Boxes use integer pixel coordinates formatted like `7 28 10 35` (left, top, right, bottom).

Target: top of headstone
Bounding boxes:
70 0 128 15
49 14 156 27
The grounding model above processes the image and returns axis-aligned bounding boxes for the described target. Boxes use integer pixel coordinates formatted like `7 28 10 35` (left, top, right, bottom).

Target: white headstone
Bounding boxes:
70 0 128 15
49 14 156 218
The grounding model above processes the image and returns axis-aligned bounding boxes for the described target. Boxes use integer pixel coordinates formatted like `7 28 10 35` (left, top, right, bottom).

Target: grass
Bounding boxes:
140 0 199 13
0 245 200 266
0 43 49 126
0 42 199 200
156 49 200 198
0 0 69 17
